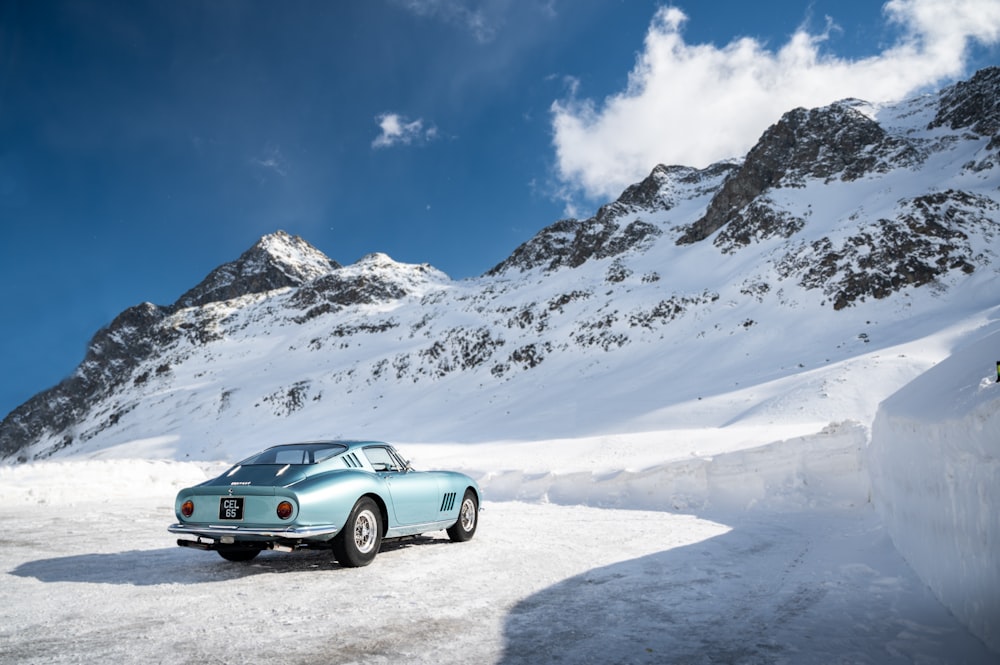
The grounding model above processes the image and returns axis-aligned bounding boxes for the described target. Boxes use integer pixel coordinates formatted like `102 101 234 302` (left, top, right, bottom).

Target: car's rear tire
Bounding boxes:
446 489 478 542
217 547 261 562
333 497 382 567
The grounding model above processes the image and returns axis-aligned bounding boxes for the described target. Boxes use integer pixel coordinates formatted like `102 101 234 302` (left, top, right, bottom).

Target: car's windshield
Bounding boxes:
238 443 347 466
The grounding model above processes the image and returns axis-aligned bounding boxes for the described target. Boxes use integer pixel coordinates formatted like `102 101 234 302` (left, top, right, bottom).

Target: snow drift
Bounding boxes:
869 320 1000 652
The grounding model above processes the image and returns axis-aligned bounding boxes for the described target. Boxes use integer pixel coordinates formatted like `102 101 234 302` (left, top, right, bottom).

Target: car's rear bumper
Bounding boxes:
168 522 340 541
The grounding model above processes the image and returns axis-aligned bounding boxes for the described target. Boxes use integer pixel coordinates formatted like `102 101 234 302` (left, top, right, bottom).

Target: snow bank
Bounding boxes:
478 421 869 513
1 422 868 515
0 459 220 506
869 323 1000 654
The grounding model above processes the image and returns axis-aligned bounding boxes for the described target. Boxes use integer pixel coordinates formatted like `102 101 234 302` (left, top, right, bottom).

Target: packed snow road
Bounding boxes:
0 487 992 664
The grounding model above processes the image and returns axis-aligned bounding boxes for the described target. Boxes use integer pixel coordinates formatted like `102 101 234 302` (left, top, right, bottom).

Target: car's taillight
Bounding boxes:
276 501 293 520
181 500 194 517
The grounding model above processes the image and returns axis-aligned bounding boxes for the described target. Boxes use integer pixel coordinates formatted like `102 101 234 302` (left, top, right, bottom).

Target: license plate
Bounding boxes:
219 497 244 520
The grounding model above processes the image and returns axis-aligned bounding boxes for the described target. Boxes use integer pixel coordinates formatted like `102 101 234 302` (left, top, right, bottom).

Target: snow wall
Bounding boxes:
483 421 870 514
868 324 1000 654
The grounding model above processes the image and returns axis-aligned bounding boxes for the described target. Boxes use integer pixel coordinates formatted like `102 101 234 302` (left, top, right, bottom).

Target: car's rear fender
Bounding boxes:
289 470 391 528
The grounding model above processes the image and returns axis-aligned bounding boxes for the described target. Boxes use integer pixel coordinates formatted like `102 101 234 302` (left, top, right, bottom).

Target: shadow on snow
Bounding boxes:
496 510 994 665
9 535 447 586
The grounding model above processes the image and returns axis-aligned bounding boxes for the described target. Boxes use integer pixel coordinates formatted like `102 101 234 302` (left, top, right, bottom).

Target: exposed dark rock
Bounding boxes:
605 259 632 283
175 230 339 308
0 302 176 459
508 342 552 370
486 163 740 275
678 103 918 245
486 212 662 275
548 291 592 312
782 190 998 309
487 218 595 274
486 218 579 275
930 67 1000 137
628 291 720 329
290 273 408 322
573 313 628 351
262 380 315 417
608 164 688 213
416 327 506 378
714 199 807 253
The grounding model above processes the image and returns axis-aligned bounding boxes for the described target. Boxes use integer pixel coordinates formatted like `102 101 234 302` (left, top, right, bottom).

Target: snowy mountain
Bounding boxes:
1 68 999 661
1 67 998 463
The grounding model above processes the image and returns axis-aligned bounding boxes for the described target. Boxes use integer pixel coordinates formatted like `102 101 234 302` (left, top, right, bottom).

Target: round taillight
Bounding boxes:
181 500 194 517
276 501 293 520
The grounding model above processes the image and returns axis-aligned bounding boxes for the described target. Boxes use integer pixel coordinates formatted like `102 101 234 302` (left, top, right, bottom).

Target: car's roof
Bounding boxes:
236 440 394 466
266 440 390 450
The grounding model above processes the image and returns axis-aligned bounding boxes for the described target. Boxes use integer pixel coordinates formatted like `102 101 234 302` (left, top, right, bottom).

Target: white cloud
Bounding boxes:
372 113 439 149
392 0 500 43
250 145 288 180
550 0 1000 203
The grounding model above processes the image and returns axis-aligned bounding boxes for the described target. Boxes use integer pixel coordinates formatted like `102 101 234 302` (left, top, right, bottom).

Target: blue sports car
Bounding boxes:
168 440 481 567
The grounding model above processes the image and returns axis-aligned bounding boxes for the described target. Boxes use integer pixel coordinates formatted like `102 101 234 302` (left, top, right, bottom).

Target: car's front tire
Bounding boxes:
446 489 478 542
333 497 382 567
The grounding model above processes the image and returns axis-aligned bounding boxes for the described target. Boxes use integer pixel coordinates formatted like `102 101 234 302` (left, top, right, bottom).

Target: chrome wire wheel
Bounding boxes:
447 489 479 542
333 497 382 567
459 497 476 532
353 508 378 554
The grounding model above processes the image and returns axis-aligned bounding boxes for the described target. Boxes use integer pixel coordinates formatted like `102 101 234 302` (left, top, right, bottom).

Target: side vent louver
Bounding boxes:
342 453 363 468
440 492 456 512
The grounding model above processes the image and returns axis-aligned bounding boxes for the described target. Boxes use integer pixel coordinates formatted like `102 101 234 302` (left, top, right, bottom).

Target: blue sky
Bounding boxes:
1 0 998 420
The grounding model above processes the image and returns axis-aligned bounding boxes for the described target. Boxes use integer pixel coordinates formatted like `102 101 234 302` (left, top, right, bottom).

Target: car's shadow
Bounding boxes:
10 535 447 586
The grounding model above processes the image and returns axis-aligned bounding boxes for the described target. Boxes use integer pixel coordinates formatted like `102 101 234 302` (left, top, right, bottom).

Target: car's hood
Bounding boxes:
203 464 309 487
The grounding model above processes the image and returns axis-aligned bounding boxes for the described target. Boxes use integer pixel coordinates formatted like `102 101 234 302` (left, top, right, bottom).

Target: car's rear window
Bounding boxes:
238 443 347 465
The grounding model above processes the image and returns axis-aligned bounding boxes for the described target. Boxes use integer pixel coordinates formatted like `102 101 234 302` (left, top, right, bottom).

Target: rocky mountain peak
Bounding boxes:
677 101 913 246
930 66 1000 138
484 215 665 276
356 252 396 267
486 162 735 276
174 231 339 309
288 252 450 323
